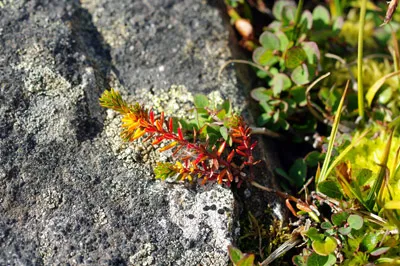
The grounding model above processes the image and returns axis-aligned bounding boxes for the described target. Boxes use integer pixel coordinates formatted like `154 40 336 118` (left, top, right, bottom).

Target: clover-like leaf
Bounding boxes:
331 212 349 226
347 214 363 230
271 73 292 96
259 31 280 50
251 87 271 102
312 5 331 30
291 64 310 85
302 42 320 65
285 47 307 69
306 252 336 266
312 236 337 256
272 0 296 21
253 47 279 66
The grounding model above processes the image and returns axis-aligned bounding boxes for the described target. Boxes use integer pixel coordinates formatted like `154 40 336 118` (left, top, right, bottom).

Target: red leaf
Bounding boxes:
149 110 154 124
217 141 226 156
236 149 247 157
169 117 173 132
227 150 235 163
178 127 184 141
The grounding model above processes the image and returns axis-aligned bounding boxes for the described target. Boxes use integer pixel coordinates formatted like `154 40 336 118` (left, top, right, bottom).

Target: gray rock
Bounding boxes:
0 0 283 265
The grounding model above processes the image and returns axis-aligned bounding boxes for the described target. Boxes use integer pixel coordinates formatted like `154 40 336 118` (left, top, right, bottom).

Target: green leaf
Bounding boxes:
312 5 331 30
250 87 270 102
291 86 307 106
237 254 255 266
312 236 337 256
347 214 363 230
302 42 320 65
253 47 279 66
289 159 307 187
194 94 209 109
282 5 296 24
366 70 400 107
321 222 333 230
220 127 229 141
291 64 310 85
306 252 336 266
259 31 280 50
370 247 390 256
285 47 307 69
257 113 272 126
271 73 292 96
276 168 292 183
378 86 393 105
275 31 290 51
219 100 232 116
306 227 324 241
331 212 349 226
228 245 243 264
300 10 313 30
305 151 324 167
272 0 295 21
360 233 379 252
338 226 351 235
293 255 307 266
317 181 343 199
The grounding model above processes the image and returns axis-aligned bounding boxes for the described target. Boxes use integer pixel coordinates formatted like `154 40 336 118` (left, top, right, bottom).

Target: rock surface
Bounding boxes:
0 0 282 265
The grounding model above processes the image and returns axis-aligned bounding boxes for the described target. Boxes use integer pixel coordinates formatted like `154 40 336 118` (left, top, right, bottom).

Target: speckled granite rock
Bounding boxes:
0 0 283 265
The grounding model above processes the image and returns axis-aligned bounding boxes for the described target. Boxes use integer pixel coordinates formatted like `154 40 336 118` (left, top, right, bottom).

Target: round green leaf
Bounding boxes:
312 236 337 256
321 222 333 230
312 5 331 30
282 5 296 23
338 226 351 235
285 47 307 69
194 94 209 109
302 42 320 65
331 212 349 226
306 252 336 266
360 233 379 252
250 87 270 102
272 0 295 21
271 73 292 96
275 31 290 51
306 227 324 241
253 47 279 66
259 31 280 50
347 214 363 230
291 64 310 85
300 10 313 30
